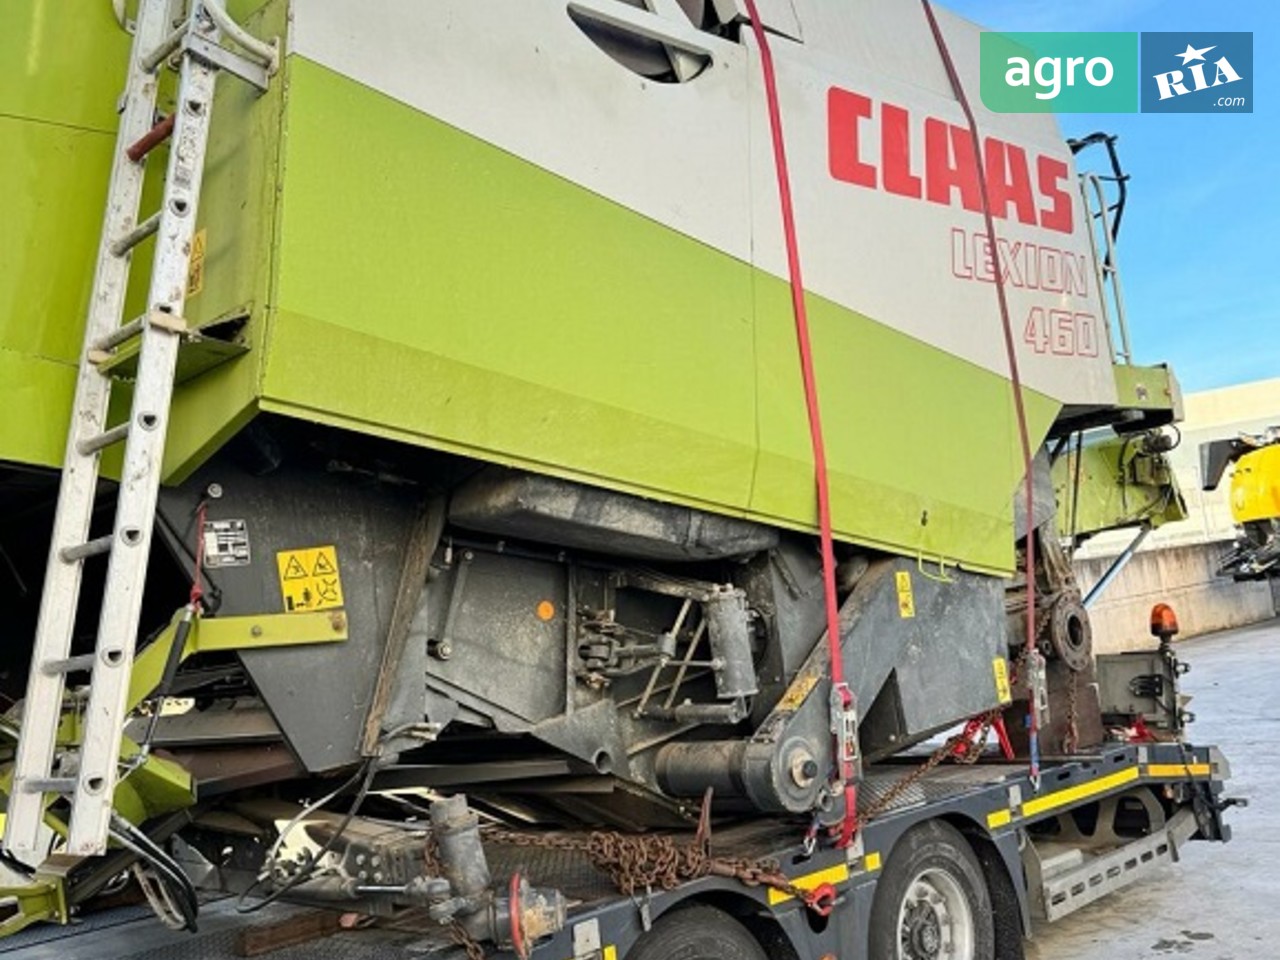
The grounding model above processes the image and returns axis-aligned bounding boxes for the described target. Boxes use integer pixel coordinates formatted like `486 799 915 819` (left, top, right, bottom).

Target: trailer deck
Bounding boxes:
0 738 1228 960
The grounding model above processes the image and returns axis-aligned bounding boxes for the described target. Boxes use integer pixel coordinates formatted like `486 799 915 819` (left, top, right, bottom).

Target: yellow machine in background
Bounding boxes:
1202 429 1280 578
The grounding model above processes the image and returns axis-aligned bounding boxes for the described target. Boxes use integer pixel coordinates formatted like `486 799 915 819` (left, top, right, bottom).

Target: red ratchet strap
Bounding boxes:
741 0 859 845
919 1 1040 778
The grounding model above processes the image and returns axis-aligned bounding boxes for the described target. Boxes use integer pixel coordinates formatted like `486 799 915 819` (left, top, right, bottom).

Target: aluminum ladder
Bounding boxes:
3 0 277 863
1080 171 1133 366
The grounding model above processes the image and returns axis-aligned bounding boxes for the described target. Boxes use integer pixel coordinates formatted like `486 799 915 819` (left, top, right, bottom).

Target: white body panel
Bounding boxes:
290 0 1118 406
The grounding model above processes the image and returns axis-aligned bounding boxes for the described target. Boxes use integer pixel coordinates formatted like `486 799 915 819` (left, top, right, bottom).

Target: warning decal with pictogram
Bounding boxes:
275 545 344 612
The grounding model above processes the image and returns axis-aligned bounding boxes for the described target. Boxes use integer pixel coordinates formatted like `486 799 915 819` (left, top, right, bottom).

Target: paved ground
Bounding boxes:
1026 619 1279 960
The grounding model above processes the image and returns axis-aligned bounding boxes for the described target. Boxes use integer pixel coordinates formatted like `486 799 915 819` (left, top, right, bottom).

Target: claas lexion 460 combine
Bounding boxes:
0 2 1233 958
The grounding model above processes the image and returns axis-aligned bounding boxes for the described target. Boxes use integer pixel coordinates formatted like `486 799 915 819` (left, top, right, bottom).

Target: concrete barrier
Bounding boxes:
1075 540 1277 653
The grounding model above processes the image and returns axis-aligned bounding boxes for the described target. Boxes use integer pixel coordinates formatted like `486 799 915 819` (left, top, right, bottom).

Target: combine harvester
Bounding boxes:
0 1 1235 957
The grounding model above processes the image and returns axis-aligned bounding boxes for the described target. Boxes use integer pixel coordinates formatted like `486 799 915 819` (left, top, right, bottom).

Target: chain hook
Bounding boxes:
803 882 838 917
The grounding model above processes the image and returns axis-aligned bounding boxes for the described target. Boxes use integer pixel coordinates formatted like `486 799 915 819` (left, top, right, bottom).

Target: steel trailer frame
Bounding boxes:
0 740 1229 960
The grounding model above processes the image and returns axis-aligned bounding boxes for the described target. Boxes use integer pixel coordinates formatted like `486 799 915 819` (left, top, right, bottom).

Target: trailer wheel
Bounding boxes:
626 904 769 960
868 820 995 960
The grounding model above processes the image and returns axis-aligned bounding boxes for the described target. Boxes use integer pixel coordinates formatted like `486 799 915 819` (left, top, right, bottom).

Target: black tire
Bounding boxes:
868 820 995 960
626 904 769 960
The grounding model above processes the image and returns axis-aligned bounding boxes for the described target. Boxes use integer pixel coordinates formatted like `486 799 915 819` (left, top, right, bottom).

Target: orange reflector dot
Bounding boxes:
536 600 556 622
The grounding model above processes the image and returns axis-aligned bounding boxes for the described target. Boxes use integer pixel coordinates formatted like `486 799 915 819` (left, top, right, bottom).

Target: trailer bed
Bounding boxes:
0 741 1228 960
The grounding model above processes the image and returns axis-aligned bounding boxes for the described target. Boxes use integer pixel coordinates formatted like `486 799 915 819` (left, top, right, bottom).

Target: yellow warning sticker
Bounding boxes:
993 657 1013 704
276 545 344 613
894 570 915 619
187 228 206 298
776 669 820 712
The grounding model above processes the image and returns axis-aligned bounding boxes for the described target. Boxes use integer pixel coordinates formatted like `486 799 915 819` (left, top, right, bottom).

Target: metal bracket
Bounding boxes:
184 32 271 93
127 609 349 711
0 878 68 936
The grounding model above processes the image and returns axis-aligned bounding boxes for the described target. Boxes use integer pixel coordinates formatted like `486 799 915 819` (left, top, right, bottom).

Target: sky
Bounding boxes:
945 0 1279 393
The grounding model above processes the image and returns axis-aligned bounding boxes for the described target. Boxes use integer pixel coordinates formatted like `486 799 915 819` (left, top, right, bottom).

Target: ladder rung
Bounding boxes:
109 211 161 257
88 309 189 361
60 536 113 563
41 654 97 676
126 113 175 163
141 22 188 73
91 315 145 355
77 422 131 456
21 777 77 795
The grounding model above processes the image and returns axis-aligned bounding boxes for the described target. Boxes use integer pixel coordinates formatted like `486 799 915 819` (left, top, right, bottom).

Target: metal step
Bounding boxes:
1030 808 1197 922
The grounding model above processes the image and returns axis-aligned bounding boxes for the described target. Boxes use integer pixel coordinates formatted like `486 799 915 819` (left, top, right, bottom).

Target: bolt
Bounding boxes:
206 483 223 499
789 749 819 788
250 624 263 638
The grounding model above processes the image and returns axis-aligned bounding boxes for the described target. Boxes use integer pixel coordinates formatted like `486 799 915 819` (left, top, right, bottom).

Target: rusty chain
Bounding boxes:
447 919 488 960
480 711 1004 919
479 825 815 908
854 709 1000 828
421 815 817 959
416 708 1009 959
1063 665 1080 754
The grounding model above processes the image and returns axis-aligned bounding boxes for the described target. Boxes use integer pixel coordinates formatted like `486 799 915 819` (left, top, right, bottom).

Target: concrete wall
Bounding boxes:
1076 540 1277 653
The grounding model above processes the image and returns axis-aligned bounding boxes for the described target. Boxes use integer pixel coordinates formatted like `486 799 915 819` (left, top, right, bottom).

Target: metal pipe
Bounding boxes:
1083 524 1151 609
201 0 279 74
141 23 188 73
110 211 161 257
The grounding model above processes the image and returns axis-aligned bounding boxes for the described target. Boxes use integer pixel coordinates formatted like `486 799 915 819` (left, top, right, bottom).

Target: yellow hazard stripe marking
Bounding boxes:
1145 763 1211 778
863 851 882 872
604 946 617 960
766 863 850 905
986 808 1013 829
984 762 1212 828
1020 766 1140 818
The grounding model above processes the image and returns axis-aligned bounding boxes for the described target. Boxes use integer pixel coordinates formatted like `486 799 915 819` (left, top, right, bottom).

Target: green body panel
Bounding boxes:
158 0 285 478
0 0 128 467
0 1 279 473
1053 434 1188 539
1112 362 1182 414
2 16 1080 576
263 57 1060 574
751 278 1061 569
